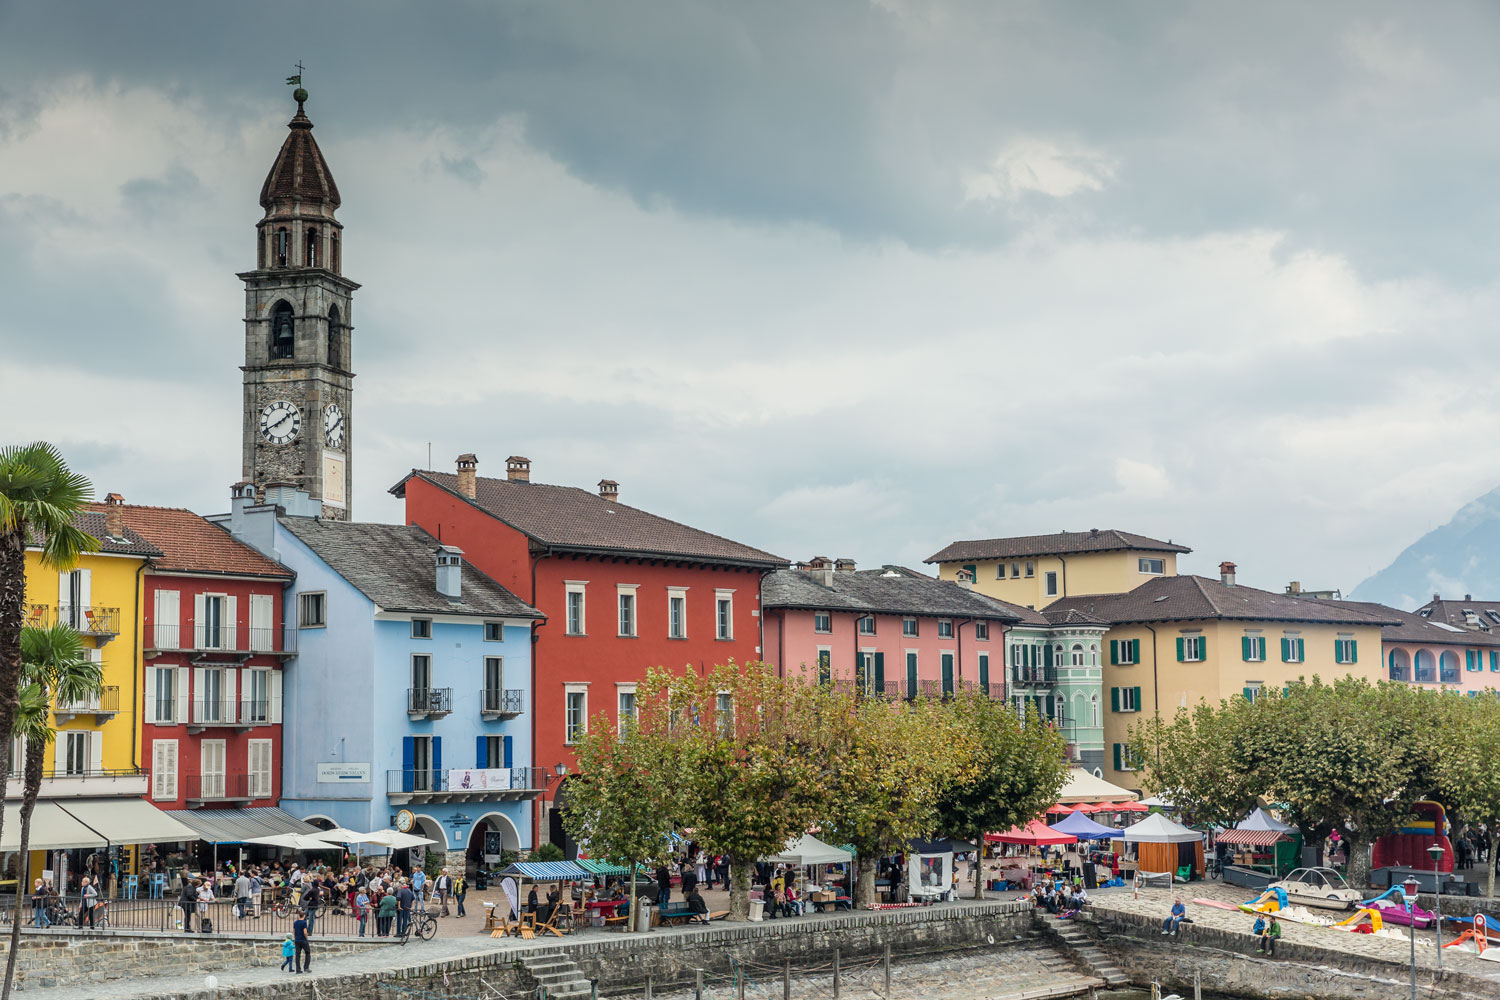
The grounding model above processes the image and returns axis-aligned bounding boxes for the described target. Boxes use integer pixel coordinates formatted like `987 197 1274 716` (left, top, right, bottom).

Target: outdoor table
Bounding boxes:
585 900 624 917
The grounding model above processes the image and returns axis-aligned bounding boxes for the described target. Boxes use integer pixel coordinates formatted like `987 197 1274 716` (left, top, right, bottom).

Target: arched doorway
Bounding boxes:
548 778 579 859
405 814 445 875
467 812 523 873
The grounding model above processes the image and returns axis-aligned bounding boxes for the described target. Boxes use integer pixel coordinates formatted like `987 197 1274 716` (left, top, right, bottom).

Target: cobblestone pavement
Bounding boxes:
1088 880 1500 980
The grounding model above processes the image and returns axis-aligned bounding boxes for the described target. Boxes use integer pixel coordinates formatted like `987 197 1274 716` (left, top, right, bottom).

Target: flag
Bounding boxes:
286 75 302 85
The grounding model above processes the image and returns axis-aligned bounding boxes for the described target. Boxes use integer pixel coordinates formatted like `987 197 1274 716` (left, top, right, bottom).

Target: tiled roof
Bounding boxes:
29 512 161 558
1046 576 1402 627
278 517 542 619
1413 598 1500 633
926 529 1190 564
1322 599 1500 646
762 568 1024 622
259 104 340 209
392 471 786 568
86 503 290 579
1042 607 1111 628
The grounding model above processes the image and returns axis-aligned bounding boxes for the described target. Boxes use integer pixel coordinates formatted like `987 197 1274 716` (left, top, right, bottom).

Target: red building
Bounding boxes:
101 505 295 829
391 454 786 851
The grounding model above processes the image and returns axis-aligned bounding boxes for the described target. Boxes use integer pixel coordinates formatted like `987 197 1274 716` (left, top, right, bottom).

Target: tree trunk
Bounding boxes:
3 742 44 1000
1489 833 1497 902
973 832 985 900
1344 831 1371 890
853 857 876 910
0 531 25 859
728 858 750 921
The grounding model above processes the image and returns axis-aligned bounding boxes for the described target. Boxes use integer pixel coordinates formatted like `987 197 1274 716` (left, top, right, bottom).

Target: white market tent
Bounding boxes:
764 834 852 866
1121 813 1201 843
1058 768 1138 804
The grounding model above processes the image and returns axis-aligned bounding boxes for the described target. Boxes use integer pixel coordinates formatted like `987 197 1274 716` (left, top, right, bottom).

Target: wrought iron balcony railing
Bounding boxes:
407 687 453 718
480 688 524 717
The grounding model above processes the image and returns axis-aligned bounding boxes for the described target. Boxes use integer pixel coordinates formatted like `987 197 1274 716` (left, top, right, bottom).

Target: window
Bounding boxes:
565 687 587 744
1414 649 1435 683
1280 634 1305 664
153 666 176 724
975 622 989 640
1138 557 1165 575
566 586 586 635
902 617 918 637
64 732 91 776
1024 561 1034 578
200 667 225 723
327 305 342 369
201 595 226 649
1091 694 1100 727
1388 649 1411 682
1044 572 1059 597
481 735 505 770
409 735 433 791
814 612 832 633
617 686 637 732
996 565 1006 580
1242 633 1266 662
1112 686 1142 712
1334 635 1357 664
716 593 733 640
248 739 273 798
669 594 687 639
1011 562 1021 579
857 616 876 635
245 668 270 723
270 301 295 359
716 692 734 735
484 656 504 703
817 649 832 685
200 740 226 798
298 592 326 628
617 588 637 637
978 652 990 691
484 621 503 642
1177 634 1205 662
330 231 340 271
1071 643 1085 666
274 227 289 267
1242 682 1264 703
411 654 432 701
1113 743 1139 771
937 620 954 638
151 739 177 801
306 228 319 268
411 618 432 639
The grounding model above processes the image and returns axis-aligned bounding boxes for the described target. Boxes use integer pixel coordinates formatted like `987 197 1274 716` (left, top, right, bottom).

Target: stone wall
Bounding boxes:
0 928 391 992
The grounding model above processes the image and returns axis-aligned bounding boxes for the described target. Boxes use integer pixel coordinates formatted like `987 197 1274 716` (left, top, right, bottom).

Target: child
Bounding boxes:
280 935 295 972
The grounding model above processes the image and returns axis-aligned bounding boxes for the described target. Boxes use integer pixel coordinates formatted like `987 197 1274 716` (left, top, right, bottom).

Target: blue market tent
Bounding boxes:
1049 811 1123 840
500 861 591 881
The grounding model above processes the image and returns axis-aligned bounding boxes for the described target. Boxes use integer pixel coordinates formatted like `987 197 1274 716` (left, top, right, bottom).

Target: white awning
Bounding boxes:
1058 768 1139 804
0 802 105 852
764 834 852 866
57 798 198 846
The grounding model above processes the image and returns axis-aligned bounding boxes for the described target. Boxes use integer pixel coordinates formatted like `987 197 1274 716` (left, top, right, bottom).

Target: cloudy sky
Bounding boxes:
4 1 1500 596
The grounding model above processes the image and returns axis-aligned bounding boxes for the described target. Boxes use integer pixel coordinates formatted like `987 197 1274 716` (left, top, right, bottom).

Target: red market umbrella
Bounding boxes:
1073 802 1110 813
1046 803 1074 815
985 819 1078 846
1112 800 1149 813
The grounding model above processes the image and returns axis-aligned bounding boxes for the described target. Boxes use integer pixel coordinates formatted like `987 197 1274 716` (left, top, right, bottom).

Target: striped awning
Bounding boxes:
500 861 591 881
1217 829 1289 846
575 859 642 876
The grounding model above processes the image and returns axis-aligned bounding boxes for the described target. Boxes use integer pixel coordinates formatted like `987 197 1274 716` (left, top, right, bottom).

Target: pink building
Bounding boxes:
1330 599 1500 691
760 559 1019 697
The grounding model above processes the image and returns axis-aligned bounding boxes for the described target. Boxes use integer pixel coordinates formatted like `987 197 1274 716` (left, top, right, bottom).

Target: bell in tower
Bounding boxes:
239 85 359 520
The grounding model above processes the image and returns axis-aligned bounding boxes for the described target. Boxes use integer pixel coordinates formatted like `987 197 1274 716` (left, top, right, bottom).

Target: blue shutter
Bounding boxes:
432 737 442 789
503 735 513 769
476 735 488 769
402 737 415 792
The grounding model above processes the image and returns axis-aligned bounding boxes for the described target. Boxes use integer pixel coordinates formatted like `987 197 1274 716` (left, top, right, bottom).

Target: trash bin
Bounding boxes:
636 901 653 933
749 899 765 922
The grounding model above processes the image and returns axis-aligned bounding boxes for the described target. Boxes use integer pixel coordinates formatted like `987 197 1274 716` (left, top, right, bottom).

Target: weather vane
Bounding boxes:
286 61 305 87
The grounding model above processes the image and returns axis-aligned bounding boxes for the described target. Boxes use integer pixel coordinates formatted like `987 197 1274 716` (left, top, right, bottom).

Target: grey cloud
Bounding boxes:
438 154 485 187
120 165 201 218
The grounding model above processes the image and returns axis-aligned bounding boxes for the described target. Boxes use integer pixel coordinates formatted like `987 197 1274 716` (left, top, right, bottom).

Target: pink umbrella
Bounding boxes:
985 819 1078 845
1046 803 1074 815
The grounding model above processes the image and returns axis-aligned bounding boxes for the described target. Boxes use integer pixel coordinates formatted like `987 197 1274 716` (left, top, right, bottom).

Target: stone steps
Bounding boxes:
1045 919 1130 987
519 949 594 998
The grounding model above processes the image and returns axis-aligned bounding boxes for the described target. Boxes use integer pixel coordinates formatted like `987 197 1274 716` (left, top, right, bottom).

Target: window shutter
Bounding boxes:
1044 644 1054 668
1198 636 1207 660
402 738 415 792
1175 637 1185 662
58 572 69 611
144 668 158 725
1280 638 1289 662
1467 650 1474 671
224 596 238 650
1111 687 1120 712
152 741 166 801
906 653 917 697
963 564 977 582
874 652 885 692
193 594 206 648
1492 651 1499 672
977 654 988 689
1241 636 1250 661
90 732 102 774
1133 686 1142 711
224 669 238 723
1113 743 1122 771
78 569 91 611
1350 639 1357 664
476 735 488 769
269 670 283 724
1110 641 1118 665
192 668 206 723
503 735 513 769
1244 686 1254 702
1131 639 1140 663
1297 638 1305 661
432 737 442 783
250 594 272 651
175 667 190 725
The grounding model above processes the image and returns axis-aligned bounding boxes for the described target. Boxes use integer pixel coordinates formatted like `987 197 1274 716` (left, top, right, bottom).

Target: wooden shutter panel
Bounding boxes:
1296 638 1305 661
1133 686 1141 711
1244 687 1254 702
175 666 190 725
476 735 488 769
432 737 442 783
1175 637 1185 662
977 654 987 689
269 670 283 724
1110 687 1120 712
1130 639 1140 663
144 668 158 725
906 653 917 697
192 668 206 723
402 737 415 792
90 732 102 774
1198 636 1207 660
503 735 513 769
1044 644 1054 667
1113 743 1122 770
1109 640 1118 665
874 652 885 692
1241 636 1250 661
1350 639 1357 663
1280 638 1289 662
193 594 205 649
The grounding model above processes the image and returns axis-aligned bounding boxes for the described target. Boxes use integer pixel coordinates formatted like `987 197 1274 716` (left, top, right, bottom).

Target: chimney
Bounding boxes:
805 556 835 587
1466 593 1473 601
103 493 125 539
506 456 531 483
1089 528 1100 537
1286 581 1302 595
834 558 856 573
1219 561 1237 587
264 482 321 518
598 479 619 502
435 545 464 599
456 454 478 499
955 566 974 590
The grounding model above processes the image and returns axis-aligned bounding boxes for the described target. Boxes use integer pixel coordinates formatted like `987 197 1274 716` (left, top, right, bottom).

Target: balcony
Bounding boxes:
184 772 262 807
54 686 120 723
56 606 121 643
479 688 524 719
187 700 268 733
1010 666 1057 687
408 687 453 720
386 766 545 805
4 766 148 800
145 624 297 661
25 604 51 628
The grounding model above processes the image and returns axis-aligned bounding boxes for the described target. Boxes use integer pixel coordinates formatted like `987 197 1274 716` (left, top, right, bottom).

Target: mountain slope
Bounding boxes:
1352 485 1500 610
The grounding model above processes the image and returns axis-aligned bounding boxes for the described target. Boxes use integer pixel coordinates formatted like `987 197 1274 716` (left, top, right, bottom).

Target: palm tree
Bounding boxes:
3 627 100 1000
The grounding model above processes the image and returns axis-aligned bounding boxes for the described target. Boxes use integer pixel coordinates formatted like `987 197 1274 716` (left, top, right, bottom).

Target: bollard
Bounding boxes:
738 966 745 1000
1193 970 1201 1000
696 969 704 1000
646 975 653 1000
883 944 891 999
783 959 791 1000
833 947 841 999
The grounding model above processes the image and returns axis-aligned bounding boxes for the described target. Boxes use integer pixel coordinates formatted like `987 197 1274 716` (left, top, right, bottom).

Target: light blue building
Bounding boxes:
217 487 544 872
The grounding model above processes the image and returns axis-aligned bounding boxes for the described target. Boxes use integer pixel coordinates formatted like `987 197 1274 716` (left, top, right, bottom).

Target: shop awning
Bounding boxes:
0 802 105 852
58 797 198 847
500 861 591 881
162 807 321 845
575 859 643 877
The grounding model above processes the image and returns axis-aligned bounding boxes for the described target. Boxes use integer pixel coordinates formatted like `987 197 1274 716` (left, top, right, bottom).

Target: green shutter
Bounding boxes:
874 652 885 692
1044 643 1054 667
1243 686 1254 702
976 653 987 690
906 652 918 696
1492 651 1499 673
1198 635 1207 661
1110 640 1119 665
1349 639 1357 664
963 564 977 583
1241 636 1251 661
1176 637 1185 662
1335 642 1344 665
1280 638 1290 662
1113 743 1122 771
1297 638 1305 662
1131 639 1141 663
1111 687 1120 712
1133 686 1142 712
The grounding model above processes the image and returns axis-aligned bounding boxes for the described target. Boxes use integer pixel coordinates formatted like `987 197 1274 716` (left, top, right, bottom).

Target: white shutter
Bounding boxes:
224 596 238 650
156 590 180 650
224 669 238 723
53 732 64 773
193 594 206 649
175 667 190 725
59 572 69 609
144 668 158 725
192 668 206 723
89 731 102 774
78 569 91 612
269 669 283 724
250 594 272 651
152 741 168 800
249 740 272 798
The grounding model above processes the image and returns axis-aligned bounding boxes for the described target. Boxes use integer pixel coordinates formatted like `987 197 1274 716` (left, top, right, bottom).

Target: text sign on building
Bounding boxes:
316 762 372 783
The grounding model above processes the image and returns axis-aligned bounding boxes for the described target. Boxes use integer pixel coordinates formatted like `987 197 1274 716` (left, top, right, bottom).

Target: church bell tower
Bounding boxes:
240 86 358 519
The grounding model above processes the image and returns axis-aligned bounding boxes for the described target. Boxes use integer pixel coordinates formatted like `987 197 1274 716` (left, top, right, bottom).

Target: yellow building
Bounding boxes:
1047 564 1396 789
926 529 1191 609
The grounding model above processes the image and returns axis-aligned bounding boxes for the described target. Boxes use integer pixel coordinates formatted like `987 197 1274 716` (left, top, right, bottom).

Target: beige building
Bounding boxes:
926 529 1191 609
1048 563 1396 789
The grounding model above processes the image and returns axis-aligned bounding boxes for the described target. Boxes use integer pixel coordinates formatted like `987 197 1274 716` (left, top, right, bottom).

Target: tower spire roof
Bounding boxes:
258 89 341 211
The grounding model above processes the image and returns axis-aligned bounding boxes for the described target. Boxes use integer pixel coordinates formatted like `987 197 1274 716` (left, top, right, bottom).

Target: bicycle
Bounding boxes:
397 910 437 945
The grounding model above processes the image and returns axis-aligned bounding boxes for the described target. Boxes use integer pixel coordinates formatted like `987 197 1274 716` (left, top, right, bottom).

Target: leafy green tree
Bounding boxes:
934 693 1069 899
1434 692 1500 899
1131 694 1270 829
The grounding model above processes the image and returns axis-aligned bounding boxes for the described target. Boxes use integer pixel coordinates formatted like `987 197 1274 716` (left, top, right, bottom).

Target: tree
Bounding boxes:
1130 694 1270 829
1434 692 1500 899
817 690 973 908
934 692 1070 899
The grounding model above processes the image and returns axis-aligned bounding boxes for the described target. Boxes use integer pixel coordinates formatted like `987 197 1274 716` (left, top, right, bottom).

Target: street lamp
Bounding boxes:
1403 876 1420 1000
554 761 568 779
1428 844 1445 975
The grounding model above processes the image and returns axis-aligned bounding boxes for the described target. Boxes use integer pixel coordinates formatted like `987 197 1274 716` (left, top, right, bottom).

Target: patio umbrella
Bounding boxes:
1111 801 1149 813
362 830 439 849
1045 803 1074 814
245 833 348 851
1073 802 1110 814
986 819 1077 846
310 827 384 844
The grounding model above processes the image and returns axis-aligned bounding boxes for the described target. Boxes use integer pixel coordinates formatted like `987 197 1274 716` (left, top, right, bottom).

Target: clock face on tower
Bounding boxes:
259 400 302 445
323 402 345 448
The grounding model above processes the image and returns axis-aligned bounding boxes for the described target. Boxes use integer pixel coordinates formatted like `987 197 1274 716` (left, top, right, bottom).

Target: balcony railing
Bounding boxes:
188 700 268 729
147 624 297 656
1011 666 1057 686
25 604 51 627
4 766 148 799
480 688 524 717
56 606 120 638
408 687 453 719
54 686 120 722
387 767 545 797
183 772 264 804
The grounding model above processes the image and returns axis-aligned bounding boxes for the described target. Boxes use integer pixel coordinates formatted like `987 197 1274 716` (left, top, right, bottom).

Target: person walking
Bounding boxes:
196 878 214 931
280 935 295 972
453 872 467 918
395 879 415 938
377 889 398 937
293 913 311 973
355 886 371 937
235 871 253 919
30 879 49 928
77 876 98 929
179 877 197 932
656 864 672 910
434 868 452 916
301 881 321 935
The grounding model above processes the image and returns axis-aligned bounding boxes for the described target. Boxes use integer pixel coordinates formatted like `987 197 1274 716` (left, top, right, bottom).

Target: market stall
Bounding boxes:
1217 807 1300 888
1121 812 1204 879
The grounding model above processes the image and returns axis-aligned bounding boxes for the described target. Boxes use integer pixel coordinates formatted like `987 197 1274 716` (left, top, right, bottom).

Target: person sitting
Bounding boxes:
1161 898 1190 935
686 888 710 924
1258 915 1281 956
763 886 782 920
